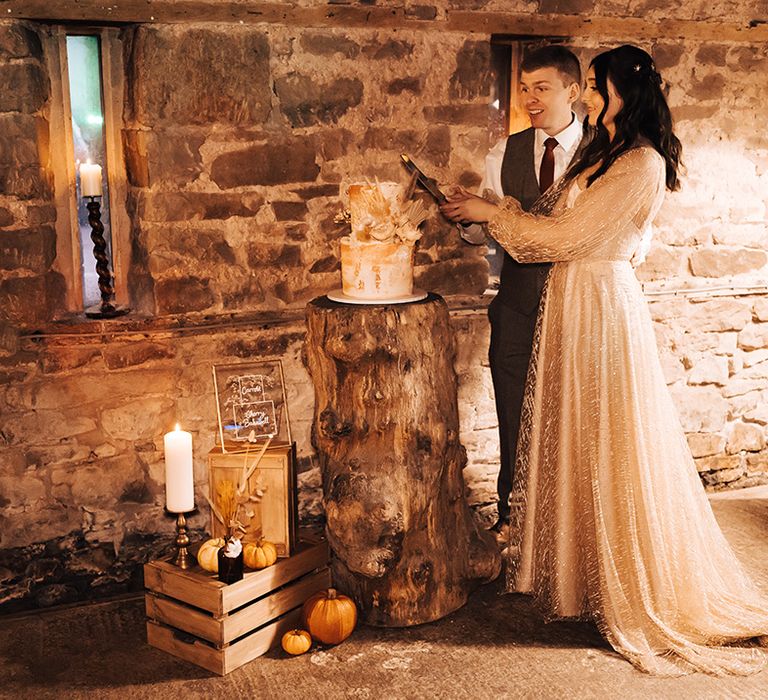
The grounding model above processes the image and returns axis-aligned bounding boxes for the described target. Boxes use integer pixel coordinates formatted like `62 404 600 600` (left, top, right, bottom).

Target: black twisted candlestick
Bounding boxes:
84 196 129 319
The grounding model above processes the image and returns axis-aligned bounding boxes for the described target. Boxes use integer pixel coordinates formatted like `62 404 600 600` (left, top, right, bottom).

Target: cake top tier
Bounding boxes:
346 181 427 245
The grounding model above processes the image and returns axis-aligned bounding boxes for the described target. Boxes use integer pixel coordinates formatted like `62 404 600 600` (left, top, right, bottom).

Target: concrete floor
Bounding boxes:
2 487 768 700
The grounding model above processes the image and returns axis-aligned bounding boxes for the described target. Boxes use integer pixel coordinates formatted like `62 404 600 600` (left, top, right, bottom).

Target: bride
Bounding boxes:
441 44 768 676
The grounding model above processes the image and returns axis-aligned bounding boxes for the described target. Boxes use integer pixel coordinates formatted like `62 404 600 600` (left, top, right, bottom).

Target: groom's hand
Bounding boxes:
440 189 498 225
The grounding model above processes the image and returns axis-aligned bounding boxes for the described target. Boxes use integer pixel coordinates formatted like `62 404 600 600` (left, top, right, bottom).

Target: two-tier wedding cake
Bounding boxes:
338 181 427 301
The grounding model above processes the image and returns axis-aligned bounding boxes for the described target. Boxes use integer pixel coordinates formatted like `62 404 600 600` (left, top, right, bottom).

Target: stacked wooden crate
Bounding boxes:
144 536 330 675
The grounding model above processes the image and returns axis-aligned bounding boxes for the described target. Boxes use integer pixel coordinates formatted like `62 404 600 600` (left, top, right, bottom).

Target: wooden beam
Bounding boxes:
2 1 768 43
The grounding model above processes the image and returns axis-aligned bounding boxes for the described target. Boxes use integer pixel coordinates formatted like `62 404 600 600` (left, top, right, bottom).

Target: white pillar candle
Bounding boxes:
79 161 103 197
164 424 194 513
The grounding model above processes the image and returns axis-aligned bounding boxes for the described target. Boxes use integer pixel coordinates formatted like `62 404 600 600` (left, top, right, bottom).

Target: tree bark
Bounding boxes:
304 293 500 626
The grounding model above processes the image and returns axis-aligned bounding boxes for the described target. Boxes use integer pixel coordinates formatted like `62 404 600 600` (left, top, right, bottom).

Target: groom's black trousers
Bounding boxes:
488 296 540 520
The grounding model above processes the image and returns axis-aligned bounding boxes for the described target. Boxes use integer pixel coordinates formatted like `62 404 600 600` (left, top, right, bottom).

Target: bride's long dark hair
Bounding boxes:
568 45 682 191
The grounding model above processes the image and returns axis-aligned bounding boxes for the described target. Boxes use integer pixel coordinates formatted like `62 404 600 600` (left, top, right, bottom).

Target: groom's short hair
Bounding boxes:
521 45 582 87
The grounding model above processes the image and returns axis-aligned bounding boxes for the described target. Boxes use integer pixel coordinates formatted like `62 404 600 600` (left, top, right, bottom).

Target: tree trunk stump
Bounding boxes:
304 293 500 627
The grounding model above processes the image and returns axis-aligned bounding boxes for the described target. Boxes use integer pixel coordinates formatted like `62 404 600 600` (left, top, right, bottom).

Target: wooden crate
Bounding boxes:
144 537 329 675
207 443 298 557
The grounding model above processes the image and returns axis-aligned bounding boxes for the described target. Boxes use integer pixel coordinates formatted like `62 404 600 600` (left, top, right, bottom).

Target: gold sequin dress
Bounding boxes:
487 146 768 676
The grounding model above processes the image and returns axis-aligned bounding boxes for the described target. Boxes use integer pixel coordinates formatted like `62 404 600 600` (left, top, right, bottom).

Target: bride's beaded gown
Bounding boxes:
486 145 768 676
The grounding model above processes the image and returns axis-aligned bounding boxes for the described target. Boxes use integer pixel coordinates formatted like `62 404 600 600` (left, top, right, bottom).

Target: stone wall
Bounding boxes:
2 3 768 611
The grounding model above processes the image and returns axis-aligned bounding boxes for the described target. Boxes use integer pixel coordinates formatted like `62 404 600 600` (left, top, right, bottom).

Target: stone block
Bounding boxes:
0 23 43 59
40 346 102 374
730 46 768 73
102 342 176 370
701 466 745 486
669 385 728 433
272 201 308 221
211 137 319 188
686 355 729 386
291 184 341 200
309 255 340 273
423 104 490 126
122 130 150 188
285 224 309 241
652 42 686 70
0 225 56 272
26 204 56 226
362 39 413 60
386 77 423 95
695 44 728 67
712 224 768 249
0 114 48 199
726 422 765 453
425 126 451 167
141 191 263 222
746 452 768 474
689 247 768 277
634 245 689 281
695 455 741 473
686 432 726 459
129 27 271 127
101 397 174 441
741 348 768 368
0 320 18 358
744 406 768 426
0 274 48 323
155 276 214 315
450 40 492 101
313 128 353 162
687 73 725 101
753 299 768 323
415 257 488 296
275 73 363 128
247 243 303 268
723 376 765 398
0 206 13 227
0 62 48 113
687 299 752 333
363 127 419 152
405 4 438 19
300 32 360 58
738 323 768 351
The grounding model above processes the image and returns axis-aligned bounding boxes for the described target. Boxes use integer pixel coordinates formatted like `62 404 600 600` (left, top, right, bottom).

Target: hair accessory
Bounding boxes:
632 63 641 73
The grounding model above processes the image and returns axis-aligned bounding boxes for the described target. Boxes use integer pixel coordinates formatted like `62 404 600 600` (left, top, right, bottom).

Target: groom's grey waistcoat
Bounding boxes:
496 127 551 314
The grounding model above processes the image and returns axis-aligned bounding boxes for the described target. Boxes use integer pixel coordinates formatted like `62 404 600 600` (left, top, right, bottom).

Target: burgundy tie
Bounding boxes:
539 137 558 193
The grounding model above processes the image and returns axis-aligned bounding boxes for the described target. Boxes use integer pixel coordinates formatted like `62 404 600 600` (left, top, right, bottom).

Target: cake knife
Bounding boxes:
400 154 447 204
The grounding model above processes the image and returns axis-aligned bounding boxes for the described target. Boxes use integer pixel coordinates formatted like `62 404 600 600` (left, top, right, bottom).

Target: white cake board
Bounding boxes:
326 289 429 305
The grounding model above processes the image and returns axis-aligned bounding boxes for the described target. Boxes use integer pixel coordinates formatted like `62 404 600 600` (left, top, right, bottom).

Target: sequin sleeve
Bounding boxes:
486 147 665 263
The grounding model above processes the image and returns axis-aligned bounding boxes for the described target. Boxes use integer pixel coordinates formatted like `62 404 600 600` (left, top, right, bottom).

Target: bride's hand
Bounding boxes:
440 189 499 224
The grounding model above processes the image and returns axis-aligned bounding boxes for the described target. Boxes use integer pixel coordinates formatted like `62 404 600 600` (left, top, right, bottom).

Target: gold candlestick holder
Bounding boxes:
173 511 195 569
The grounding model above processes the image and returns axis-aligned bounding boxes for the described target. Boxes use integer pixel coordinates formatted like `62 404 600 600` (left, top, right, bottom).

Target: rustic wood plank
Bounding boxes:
144 560 225 616
145 592 226 646
222 607 302 675
222 567 331 643
144 567 330 646
3 1 767 43
445 11 768 43
143 539 329 616
146 620 225 675
221 540 329 613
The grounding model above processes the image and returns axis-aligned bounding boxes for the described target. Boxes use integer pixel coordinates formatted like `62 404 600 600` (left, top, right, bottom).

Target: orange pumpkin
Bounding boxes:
243 539 278 570
197 538 225 573
302 588 357 645
281 629 312 656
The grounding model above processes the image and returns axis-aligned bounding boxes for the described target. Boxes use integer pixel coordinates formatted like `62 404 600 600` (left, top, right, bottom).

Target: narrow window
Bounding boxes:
66 34 112 308
43 26 130 315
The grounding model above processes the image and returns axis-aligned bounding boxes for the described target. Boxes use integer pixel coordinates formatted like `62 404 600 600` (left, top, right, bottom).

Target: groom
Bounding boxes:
443 45 584 534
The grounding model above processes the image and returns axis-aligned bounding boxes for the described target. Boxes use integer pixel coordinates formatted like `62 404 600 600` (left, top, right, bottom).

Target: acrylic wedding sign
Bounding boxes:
212 359 292 451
